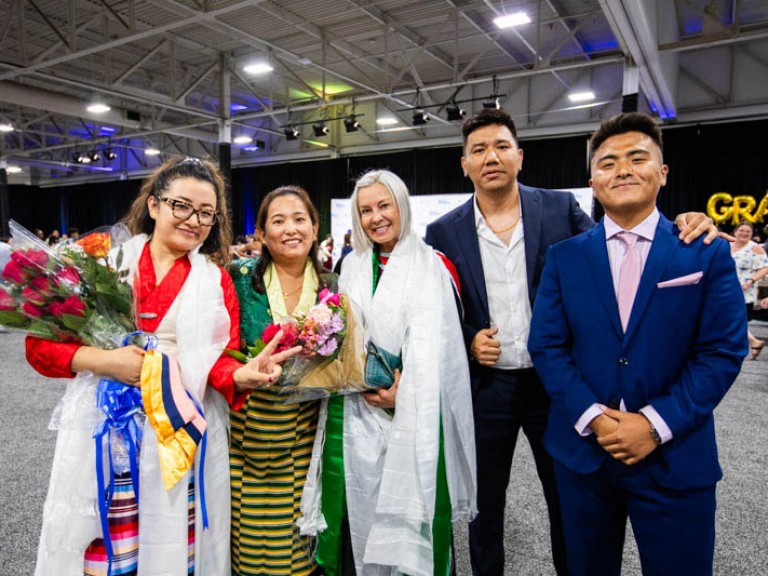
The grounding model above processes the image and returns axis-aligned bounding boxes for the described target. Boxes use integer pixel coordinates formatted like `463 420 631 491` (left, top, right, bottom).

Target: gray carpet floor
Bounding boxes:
1 324 767 576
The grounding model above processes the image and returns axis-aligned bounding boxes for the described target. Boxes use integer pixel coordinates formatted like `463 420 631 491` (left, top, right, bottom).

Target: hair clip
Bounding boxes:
179 156 204 166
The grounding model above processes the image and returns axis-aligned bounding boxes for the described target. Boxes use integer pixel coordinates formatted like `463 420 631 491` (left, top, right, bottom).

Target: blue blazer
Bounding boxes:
425 184 594 392
528 215 748 490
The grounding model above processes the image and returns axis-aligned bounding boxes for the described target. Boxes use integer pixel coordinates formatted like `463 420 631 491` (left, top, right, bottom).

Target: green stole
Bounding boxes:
316 248 453 575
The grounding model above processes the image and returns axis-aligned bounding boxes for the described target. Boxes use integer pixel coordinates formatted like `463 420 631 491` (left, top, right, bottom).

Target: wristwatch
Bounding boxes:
649 423 662 445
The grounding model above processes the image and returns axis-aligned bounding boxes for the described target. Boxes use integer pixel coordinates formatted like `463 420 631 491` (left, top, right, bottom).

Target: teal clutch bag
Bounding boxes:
364 341 402 389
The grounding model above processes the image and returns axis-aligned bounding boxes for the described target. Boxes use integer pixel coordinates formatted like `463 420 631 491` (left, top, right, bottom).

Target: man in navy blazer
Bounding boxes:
528 112 747 575
425 109 717 576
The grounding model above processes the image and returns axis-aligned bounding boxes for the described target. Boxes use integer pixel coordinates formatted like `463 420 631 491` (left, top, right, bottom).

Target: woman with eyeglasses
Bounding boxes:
25 157 295 576
228 185 336 576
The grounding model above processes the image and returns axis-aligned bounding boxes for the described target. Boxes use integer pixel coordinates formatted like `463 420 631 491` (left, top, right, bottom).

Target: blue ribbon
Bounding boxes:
185 390 209 530
92 331 156 574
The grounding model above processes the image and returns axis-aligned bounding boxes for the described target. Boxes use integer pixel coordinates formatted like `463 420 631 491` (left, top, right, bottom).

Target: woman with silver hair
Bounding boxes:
299 170 477 575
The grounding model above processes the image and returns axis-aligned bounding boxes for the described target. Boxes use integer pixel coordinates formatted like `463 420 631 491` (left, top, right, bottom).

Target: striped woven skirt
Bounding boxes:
82 469 196 575
230 390 319 576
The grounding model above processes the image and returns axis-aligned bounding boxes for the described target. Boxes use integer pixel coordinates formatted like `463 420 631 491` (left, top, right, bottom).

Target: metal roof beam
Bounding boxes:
0 0 265 82
599 0 678 118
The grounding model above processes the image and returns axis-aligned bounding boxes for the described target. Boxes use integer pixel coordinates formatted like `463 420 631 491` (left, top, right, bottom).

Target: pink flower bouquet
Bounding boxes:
228 288 366 401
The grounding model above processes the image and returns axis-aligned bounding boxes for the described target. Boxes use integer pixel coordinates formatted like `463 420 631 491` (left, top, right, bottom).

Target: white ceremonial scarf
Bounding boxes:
300 232 476 576
35 234 232 576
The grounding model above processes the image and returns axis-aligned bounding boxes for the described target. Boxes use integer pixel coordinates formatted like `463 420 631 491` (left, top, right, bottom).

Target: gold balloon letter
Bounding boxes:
707 192 733 225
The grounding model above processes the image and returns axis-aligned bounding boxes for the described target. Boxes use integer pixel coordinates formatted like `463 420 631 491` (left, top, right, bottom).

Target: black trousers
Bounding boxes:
469 367 568 576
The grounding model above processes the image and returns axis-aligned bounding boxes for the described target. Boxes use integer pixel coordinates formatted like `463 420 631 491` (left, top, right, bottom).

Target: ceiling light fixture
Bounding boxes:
284 126 300 140
312 122 330 137
243 62 274 75
482 97 501 109
446 104 467 121
86 102 111 114
145 147 161 156
88 151 101 162
233 134 253 144
376 117 398 126
568 91 596 103
0 122 14 132
243 139 266 151
344 115 361 133
493 12 531 29
412 110 430 126
6 165 22 174
105 149 118 160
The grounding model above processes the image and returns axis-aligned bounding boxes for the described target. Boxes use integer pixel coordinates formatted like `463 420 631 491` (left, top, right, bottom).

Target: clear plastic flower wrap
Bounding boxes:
1 219 137 348
227 289 368 402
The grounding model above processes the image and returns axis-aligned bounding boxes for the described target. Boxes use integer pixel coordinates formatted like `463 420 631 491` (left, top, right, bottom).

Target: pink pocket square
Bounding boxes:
657 271 703 288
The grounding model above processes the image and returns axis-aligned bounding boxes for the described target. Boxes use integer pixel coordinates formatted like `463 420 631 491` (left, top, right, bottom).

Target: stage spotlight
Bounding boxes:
312 122 330 137
88 151 100 162
482 97 501 110
343 115 360 133
72 153 84 164
284 126 300 140
412 110 430 126
446 105 466 121
105 149 118 160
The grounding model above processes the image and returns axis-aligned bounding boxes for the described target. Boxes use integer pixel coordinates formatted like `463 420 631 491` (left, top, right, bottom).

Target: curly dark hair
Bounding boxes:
121 156 232 264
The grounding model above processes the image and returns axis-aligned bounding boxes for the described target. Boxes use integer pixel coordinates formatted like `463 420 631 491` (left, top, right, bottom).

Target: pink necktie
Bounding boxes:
617 231 641 332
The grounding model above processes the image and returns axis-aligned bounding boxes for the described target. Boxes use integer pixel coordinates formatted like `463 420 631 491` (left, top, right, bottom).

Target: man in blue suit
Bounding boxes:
528 112 747 575
425 109 717 576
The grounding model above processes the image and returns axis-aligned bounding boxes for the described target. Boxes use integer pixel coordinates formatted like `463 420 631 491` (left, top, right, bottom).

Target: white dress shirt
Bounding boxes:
474 196 533 370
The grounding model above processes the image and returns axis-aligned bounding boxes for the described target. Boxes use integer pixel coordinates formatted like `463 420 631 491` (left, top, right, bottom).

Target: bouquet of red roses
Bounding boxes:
0 220 137 348
228 288 366 401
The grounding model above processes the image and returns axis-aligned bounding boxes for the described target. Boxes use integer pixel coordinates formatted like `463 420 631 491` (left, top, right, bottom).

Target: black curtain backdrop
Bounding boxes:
8 119 768 238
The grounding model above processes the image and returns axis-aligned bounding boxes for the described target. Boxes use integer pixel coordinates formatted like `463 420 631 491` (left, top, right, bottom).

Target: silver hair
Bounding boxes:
350 169 413 252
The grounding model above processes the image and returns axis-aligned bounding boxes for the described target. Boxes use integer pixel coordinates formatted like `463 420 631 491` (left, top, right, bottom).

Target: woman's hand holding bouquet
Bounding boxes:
233 329 302 391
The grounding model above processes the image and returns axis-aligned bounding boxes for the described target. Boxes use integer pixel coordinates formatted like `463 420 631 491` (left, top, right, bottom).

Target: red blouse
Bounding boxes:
26 243 249 410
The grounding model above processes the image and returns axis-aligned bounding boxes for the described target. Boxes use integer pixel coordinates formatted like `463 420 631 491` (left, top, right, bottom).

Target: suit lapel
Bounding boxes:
519 186 542 300
583 223 623 339
624 216 678 340
455 197 490 320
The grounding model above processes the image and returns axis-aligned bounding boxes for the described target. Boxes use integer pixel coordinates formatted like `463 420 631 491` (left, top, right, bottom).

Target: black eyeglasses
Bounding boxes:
157 196 218 227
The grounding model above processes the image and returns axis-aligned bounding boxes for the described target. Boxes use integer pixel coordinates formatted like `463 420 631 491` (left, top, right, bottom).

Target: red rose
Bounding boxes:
280 322 299 349
261 322 281 344
29 275 56 297
21 286 48 306
3 260 29 285
52 266 81 289
21 301 46 318
11 249 50 271
0 289 17 311
54 295 87 318
261 321 299 352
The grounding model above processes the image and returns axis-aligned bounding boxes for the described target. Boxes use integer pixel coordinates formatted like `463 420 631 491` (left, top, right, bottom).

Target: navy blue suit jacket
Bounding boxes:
528 215 747 490
425 184 594 392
